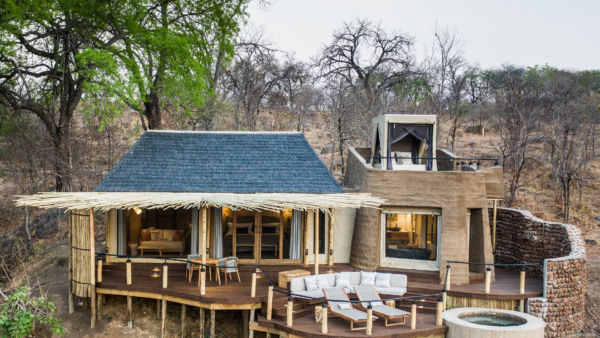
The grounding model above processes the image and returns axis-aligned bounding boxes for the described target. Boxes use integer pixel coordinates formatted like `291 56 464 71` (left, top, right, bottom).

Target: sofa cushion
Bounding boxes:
150 231 161 241
348 272 361 286
360 271 377 286
139 240 184 251
140 230 151 241
335 272 352 292
389 273 408 288
293 289 323 299
375 273 391 288
316 275 330 289
173 230 183 241
162 231 175 241
375 286 407 296
304 276 318 291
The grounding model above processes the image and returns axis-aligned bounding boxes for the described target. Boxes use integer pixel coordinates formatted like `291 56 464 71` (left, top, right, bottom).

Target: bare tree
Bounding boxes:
423 27 469 151
542 69 599 222
316 19 414 138
489 66 544 207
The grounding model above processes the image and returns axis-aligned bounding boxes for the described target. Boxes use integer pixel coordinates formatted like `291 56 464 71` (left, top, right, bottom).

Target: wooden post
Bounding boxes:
127 296 133 329
366 305 372 335
314 211 319 275
201 207 207 266
156 299 160 318
68 211 74 314
180 304 186 338
210 309 215 338
199 308 205 336
436 297 443 326
233 211 237 257
243 310 249 338
126 259 132 285
251 270 257 298
519 269 526 294
286 297 293 326
410 300 417 330
279 211 284 260
200 267 206 295
321 304 328 334
445 265 451 291
97 294 102 320
163 262 168 289
248 308 255 338
90 209 96 329
161 300 167 338
492 200 498 250
442 291 447 311
267 284 273 320
485 267 492 293
328 209 334 266
303 211 310 266
97 258 103 283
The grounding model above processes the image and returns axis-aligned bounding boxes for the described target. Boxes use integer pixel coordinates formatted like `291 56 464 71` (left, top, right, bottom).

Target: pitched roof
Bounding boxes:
95 131 344 194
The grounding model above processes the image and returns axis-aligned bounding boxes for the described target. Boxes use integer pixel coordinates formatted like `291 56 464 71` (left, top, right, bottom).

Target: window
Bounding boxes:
384 209 439 261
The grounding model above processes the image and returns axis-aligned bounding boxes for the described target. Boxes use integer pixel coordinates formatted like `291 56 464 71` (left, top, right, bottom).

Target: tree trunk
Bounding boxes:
144 93 162 130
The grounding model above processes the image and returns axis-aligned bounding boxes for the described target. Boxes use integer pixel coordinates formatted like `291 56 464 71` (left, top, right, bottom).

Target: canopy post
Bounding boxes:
314 211 319 275
328 209 334 266
89 208 96 329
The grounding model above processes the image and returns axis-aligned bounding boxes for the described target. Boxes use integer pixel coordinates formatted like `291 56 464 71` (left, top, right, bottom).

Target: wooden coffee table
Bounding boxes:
278 269 311 289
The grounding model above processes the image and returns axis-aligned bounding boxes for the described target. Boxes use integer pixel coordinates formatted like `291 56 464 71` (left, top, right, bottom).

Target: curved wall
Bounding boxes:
491 208 586 337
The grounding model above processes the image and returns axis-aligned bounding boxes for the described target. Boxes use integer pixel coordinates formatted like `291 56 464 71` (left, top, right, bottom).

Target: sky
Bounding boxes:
245 0 600 70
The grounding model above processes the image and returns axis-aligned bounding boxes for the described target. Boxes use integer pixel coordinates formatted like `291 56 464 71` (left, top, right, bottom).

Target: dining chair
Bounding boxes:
216 256 241 285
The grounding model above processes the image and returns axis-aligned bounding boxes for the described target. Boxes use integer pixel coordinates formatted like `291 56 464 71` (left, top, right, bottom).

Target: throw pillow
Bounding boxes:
150 231 160 241
375 273 392 288
173 231 183 241
140 230 151 241
335 273 351 292
304 276 318 291
338 303 352 310
162 231 175 241
360 271 377 286
316 275 330 289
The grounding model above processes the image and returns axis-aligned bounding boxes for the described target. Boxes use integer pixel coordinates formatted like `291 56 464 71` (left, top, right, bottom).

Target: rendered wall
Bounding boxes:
491 208 586 337
344 147 501 283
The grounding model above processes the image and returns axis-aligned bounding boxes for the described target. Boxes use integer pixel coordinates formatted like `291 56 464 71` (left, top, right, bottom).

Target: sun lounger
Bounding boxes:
354 285 410 327
322 287 377 331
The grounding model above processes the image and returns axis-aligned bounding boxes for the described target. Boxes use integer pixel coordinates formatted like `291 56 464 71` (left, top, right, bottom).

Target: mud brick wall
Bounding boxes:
491 207 586 337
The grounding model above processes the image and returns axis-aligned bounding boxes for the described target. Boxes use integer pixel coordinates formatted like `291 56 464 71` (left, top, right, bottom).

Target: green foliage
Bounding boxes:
0 287 64 337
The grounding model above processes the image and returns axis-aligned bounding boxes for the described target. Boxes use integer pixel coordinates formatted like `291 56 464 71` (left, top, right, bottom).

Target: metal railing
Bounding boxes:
365 156 500 166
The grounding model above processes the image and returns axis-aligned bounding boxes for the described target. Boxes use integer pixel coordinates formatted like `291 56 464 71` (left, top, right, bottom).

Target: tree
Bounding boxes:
488 66 544 207
316 19 414 137
0 0 120 191
85 0 249 130
541 68 599 222
424 27 469 151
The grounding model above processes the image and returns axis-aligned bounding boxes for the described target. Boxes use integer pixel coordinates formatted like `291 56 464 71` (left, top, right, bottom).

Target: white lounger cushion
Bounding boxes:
376 287 407 296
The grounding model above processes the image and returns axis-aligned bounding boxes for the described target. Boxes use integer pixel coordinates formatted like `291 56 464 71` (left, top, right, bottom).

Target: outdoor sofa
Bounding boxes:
289 271 407 299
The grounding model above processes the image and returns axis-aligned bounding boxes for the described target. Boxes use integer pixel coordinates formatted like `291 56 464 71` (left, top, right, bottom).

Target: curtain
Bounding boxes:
117 209 125 255
289 210 302 259
191 208 198 255
387 124 434 170
213 207 223 258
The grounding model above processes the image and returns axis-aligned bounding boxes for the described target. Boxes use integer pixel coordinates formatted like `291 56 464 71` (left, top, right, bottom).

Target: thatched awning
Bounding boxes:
15 192 385 212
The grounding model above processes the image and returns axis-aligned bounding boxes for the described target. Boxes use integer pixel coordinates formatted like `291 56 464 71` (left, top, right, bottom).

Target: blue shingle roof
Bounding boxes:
95 131 344 193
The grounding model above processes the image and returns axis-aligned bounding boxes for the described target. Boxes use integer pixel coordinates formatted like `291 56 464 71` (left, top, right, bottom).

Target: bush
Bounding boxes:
0 286 64 337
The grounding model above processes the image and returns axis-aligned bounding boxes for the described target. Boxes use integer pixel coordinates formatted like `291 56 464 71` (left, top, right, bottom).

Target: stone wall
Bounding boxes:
491 207 586 337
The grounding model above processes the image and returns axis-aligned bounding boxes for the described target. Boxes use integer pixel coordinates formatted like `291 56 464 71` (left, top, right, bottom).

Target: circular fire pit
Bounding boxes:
443 307 545 338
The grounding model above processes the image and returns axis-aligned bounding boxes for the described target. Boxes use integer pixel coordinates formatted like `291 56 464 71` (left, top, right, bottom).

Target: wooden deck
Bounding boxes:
256 313 447 338
97 263 542 307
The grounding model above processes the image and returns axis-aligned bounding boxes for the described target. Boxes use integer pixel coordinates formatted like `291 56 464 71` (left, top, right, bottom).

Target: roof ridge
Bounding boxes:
146 130 302 134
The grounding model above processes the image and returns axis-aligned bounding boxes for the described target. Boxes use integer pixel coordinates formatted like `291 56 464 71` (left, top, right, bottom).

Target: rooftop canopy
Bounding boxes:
15 192 385 212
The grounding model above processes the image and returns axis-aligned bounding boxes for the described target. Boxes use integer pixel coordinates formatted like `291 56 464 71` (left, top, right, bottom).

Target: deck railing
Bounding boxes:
95 253 446 335
445 261 543 311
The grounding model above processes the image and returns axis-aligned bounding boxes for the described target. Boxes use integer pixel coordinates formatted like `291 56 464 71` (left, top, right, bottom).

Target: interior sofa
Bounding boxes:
289 271 407 299
139 229 185 256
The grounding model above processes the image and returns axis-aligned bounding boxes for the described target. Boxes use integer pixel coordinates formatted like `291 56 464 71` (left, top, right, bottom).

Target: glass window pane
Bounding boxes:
385 212 437 261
